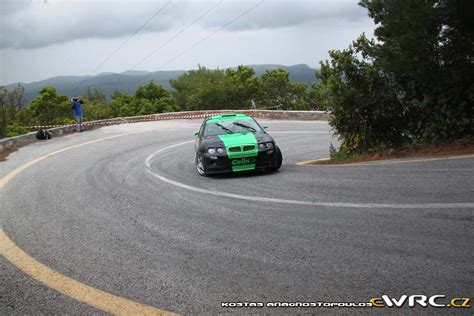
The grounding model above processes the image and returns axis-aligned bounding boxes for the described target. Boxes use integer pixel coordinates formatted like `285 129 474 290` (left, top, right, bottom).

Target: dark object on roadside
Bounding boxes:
36 129 51 140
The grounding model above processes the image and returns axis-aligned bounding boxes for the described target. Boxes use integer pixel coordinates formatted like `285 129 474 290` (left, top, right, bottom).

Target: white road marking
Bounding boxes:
144 142 474 209
298 154 474 167
0 130 178 315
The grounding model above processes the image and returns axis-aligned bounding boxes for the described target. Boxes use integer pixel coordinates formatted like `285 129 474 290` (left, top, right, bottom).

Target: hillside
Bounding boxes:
5 64 318 102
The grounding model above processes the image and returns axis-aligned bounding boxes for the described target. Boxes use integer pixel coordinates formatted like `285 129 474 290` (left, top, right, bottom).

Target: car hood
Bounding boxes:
202 132 273 147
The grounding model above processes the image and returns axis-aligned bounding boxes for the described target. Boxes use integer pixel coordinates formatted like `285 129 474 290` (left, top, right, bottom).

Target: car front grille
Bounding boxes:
228 145 256 152
229 146 241 152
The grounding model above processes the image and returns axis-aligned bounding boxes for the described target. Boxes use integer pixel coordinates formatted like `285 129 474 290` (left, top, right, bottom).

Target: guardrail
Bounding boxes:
0 110 329 154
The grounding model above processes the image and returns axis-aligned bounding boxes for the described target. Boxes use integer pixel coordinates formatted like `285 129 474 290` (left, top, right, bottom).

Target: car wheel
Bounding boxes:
268 146 282 172
195 152 208 176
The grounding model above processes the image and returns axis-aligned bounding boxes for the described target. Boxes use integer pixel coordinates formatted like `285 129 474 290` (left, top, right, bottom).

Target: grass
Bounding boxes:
313 139 474 165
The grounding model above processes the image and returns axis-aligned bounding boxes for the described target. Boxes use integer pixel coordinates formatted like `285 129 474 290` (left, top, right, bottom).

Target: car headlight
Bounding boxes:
208 147 225 154
258 142 274 150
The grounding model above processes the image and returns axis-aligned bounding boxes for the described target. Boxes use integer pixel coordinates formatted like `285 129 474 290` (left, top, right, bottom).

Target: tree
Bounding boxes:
317 35 406 152
318 0 473 153
29 87 71 125
290 83 310 110
224 65 261 109
0 87 8 138
259 69 308 110
136 81 169 100
359 0 473 142
134 81 176 115
109 91 135 117
0 84 27 138
7 85 26 122
84 87 109 120
308 82 331 111
170 65 311 111
170 66 227 110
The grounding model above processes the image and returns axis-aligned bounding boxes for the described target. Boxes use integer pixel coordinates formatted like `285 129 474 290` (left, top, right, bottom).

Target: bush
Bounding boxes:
6 123 29 137
318 1 473 154
318 35 408 153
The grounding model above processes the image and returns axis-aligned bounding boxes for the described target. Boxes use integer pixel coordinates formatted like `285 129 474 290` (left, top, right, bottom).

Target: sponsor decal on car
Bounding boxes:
232 157 256 166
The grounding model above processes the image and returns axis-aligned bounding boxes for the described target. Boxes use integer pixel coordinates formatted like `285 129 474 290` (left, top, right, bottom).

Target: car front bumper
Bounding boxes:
201 150 279 174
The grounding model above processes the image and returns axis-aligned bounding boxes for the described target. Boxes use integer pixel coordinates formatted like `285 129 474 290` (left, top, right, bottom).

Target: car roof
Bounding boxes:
206 113 252 122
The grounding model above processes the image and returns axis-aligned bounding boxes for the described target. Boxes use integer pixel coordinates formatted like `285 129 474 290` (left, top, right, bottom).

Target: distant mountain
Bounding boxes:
5 64 318 103
94 72 116 77
121 70 152 76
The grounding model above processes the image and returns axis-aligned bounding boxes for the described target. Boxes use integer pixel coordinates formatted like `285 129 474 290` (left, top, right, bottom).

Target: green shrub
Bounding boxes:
6 123 29 137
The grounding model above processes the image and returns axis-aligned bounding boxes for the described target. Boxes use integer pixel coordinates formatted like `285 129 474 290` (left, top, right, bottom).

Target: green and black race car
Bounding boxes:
194 113 282 176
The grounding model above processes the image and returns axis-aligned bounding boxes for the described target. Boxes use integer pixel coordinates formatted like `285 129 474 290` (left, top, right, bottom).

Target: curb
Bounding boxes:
296 158 331 165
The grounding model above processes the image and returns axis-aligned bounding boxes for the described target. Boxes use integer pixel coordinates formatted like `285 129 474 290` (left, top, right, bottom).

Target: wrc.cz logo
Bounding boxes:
370 295 470 308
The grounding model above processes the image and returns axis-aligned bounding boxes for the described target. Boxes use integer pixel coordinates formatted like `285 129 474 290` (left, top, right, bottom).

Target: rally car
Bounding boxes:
194 113 282 176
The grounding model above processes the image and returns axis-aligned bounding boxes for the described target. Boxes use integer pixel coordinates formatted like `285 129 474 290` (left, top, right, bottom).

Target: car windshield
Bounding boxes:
203 119 263 136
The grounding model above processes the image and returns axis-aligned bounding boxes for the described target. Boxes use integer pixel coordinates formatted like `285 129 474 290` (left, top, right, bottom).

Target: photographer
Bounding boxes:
70 96 84 132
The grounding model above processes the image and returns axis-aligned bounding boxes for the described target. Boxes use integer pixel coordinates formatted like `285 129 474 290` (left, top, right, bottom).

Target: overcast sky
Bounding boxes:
0 0 375 85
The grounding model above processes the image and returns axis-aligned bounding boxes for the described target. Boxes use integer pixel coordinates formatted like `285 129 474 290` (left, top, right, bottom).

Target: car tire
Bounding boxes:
268 146 282 172
195 152 208 176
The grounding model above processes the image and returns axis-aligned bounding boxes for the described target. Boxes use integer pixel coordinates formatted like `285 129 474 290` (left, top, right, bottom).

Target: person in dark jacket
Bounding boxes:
71 96 84 132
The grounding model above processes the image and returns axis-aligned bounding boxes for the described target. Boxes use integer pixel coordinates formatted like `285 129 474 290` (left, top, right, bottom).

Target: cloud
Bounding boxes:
204 1 368 31
0 0 368 49
1 1 176 49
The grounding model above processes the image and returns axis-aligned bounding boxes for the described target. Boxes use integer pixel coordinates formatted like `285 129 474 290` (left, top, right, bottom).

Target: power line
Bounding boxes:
144 0 264 79
129 0 223 71
74 0 263 94
72 0 171 92
88 0 171 76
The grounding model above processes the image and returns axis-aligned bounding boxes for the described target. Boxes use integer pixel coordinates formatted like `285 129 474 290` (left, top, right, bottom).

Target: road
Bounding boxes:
0 119 473 314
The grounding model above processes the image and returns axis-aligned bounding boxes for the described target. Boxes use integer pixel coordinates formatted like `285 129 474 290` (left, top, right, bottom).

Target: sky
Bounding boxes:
0 0 375 85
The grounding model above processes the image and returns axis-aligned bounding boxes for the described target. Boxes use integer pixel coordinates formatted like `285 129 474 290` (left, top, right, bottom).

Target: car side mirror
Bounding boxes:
263 124 268 129
194 131 199 136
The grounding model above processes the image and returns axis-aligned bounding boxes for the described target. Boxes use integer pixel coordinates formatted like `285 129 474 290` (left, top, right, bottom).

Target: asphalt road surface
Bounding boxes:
0 119 473 315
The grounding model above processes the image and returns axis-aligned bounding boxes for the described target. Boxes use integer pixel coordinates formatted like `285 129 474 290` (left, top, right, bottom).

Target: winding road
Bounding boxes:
1 119 473 314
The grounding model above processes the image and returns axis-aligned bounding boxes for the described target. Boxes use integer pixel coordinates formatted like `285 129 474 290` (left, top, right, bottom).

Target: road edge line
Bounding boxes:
0 131 176 315
0 230 175 315
296 154 474 167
